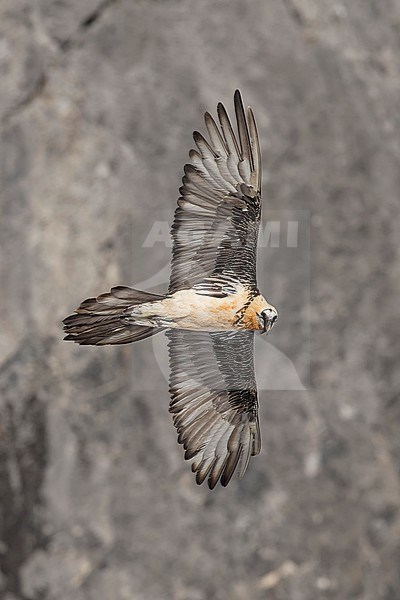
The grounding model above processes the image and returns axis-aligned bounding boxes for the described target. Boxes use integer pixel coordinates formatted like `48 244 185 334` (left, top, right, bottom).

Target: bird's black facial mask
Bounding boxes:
260 309 278 334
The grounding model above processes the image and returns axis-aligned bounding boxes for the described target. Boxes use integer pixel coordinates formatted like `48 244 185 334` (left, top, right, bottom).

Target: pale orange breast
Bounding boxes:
151 286 254 331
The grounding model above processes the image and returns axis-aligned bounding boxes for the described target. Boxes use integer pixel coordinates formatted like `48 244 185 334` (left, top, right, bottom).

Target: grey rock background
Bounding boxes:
1 1 400 598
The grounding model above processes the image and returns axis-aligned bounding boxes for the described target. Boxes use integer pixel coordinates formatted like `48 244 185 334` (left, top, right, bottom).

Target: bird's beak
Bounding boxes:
261 312 278 334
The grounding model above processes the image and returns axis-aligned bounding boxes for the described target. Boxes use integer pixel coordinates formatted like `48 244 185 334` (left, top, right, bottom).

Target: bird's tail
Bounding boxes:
63 286 166 346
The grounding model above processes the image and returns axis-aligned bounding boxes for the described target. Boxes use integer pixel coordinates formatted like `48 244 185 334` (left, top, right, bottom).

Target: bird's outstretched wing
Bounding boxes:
167 329 261 489
169 90 262 296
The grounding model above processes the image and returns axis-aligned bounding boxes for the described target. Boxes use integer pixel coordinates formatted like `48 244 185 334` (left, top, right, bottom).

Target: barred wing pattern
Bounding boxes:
169 90 262 295
167 329 261 489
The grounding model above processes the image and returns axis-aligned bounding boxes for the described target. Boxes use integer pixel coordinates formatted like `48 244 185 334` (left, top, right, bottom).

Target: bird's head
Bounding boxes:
257 306 278 334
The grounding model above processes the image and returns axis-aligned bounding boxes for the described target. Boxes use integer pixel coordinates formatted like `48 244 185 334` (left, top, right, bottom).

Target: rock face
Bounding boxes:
1 1 400 598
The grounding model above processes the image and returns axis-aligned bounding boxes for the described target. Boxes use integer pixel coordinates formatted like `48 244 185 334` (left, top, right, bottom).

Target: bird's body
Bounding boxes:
127 286 272 332
64 91 279 489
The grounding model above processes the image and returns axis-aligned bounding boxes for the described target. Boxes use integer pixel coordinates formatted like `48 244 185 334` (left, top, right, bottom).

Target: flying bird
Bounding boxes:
63 91 278 489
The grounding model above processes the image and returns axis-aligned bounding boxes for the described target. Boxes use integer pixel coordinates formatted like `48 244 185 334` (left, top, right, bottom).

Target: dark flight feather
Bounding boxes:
169 90 262 295
167 329 261 489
